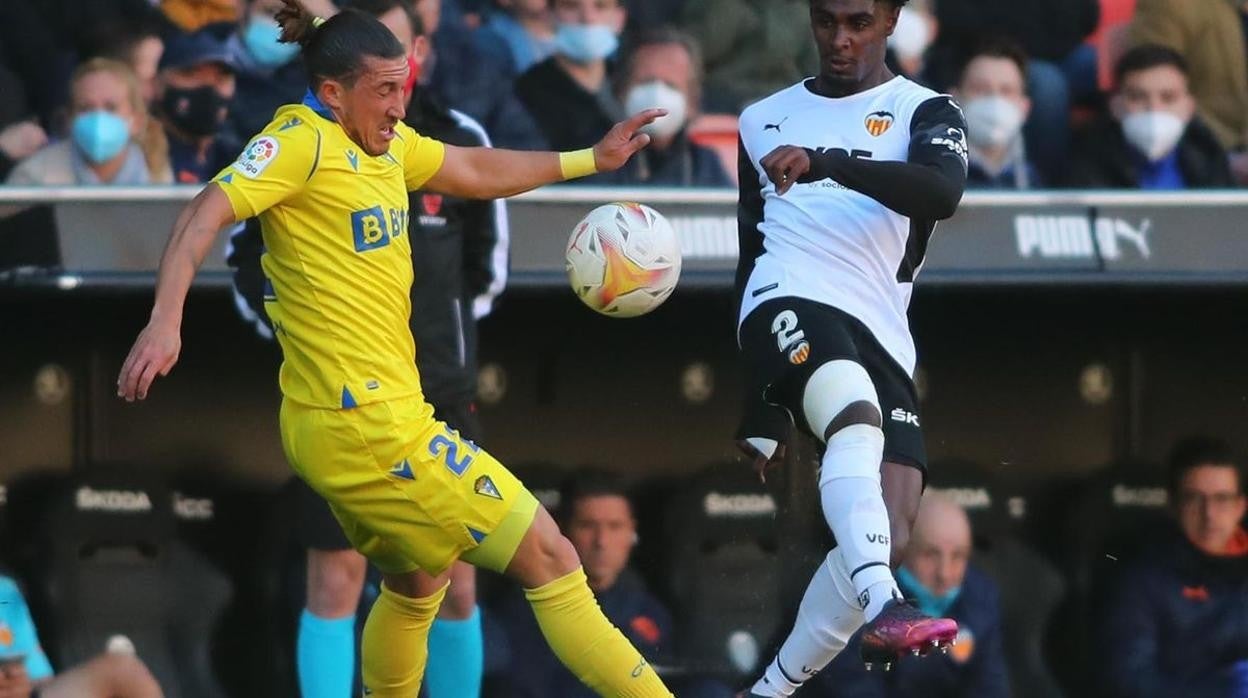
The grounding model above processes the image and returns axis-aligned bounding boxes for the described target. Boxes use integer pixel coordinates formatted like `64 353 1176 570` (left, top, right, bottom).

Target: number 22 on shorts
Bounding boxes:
428 425 480 477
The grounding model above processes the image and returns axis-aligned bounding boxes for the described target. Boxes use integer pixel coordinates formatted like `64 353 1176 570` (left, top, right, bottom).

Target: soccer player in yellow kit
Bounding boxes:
116 2 673 696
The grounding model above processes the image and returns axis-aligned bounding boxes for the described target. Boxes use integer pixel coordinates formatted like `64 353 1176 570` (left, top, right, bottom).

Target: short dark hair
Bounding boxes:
559 471 634 522
810 0 909 5
1114 44 1189 88
343 0 425 37
1167 436 1243 495
617 27 703 103
955 37 1029 85
276 0 407 89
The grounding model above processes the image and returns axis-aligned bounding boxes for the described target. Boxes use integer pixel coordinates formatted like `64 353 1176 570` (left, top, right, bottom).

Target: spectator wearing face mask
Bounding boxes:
813 492 1010 697
887 0 936 82
952 39 1039 189
480 0 556 75
607 28 729 187
7 58 171 187
223 0 309 146
155 28 241 184
515 0 627 155
1065 45 1233 190
424 0 549 150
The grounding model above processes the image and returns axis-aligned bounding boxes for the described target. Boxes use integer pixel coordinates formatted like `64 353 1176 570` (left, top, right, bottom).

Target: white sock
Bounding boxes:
750 551 864 696
818 424 900 622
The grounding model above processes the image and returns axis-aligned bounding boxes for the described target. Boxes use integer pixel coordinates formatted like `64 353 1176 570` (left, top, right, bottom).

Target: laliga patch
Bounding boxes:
233 136 279 178
865 111 894 137
474 475 502 500
788 340 811 365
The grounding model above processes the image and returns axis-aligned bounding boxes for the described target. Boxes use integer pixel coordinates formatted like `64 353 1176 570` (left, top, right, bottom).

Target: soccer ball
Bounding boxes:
565 202 682 317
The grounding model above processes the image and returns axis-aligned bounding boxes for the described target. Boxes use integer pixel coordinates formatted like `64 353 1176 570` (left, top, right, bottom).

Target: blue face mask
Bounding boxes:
896 565 961 618
72 110 131 164
554 23 618 64
243 17 299 68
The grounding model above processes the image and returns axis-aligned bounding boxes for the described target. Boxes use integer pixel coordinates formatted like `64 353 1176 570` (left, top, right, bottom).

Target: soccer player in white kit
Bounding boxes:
734 0 970 695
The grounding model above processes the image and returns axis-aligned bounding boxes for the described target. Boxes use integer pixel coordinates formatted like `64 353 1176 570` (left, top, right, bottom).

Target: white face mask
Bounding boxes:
624 80 688 140
888 7 932 60
963 95 1025 149
1121 110 1187 162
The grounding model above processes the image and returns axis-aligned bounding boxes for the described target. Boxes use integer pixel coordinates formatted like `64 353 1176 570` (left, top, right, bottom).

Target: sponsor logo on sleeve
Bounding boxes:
233 136 280 178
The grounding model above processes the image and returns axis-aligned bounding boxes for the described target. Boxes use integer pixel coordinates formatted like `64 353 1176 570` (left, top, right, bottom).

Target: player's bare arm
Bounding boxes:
426 109 667 199
117 184 237 402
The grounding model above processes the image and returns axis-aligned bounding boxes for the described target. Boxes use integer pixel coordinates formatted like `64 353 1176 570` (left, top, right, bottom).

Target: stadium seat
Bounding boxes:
976 538 1068 698
664 464 784 681
688 114 741 186
31 468 232 698
1045 462 1170 691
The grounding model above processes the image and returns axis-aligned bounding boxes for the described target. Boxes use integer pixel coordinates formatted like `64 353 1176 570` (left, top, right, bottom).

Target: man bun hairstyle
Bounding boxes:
275 0 407 89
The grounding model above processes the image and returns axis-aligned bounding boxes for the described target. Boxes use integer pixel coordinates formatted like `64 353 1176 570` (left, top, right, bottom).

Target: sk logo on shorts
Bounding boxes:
474 475 502 500
789 341 811 365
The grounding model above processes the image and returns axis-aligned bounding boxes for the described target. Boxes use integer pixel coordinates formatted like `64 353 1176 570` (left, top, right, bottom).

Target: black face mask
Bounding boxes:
161 85 230 138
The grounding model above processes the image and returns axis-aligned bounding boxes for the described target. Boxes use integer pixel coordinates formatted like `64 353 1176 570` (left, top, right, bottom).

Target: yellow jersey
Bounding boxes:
214 100 446 409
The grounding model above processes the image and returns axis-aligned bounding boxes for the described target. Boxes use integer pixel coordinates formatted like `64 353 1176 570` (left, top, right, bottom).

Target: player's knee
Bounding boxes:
506 507 580 587
306 548 368 617
802 360 882 443
439 564 478 619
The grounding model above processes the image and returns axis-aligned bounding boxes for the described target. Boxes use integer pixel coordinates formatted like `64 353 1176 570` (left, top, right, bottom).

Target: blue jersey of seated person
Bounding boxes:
814 565 1009 698
0 576 54 681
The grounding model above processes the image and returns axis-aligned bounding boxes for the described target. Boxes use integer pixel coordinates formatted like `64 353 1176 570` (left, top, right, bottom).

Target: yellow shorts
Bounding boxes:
279 395 539 576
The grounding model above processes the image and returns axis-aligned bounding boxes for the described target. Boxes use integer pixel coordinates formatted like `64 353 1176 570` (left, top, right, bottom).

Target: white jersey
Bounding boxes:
737 76 966 376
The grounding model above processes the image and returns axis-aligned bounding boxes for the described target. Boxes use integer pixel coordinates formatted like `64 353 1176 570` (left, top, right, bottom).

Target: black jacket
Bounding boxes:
227 89 508 408
604 130 733 188
1064 116 1235 189
926 0 1099 88
516 57 621 155
1103 524 1248 697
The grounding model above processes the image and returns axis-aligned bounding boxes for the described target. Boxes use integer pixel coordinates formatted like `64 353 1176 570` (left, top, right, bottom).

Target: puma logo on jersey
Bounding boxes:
891 408 920 426
764 117 789 132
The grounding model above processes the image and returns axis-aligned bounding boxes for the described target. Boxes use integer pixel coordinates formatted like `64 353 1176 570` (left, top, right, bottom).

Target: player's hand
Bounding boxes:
592 109 668 172
0 663 33 698
761 145 813 195
738 438 787 484
117 319 182 402
0 121 48 161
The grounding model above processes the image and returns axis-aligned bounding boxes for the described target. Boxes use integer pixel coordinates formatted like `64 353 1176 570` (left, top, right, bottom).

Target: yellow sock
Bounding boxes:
361 581 446 697
525 567 673 697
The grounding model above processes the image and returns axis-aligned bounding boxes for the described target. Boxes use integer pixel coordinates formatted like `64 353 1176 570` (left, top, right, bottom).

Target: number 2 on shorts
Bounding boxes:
772 310 806 351
429 425 477 477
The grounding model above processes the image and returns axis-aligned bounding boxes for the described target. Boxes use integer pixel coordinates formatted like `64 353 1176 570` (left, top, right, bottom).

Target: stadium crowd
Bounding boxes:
2 0 1247 192
1 0 1247 697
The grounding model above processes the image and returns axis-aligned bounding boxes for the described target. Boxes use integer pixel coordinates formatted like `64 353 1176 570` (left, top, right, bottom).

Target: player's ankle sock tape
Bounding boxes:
297 610 355 698
361 581 447 697
425 608 484 698
559 149 598 180
525 567 674 697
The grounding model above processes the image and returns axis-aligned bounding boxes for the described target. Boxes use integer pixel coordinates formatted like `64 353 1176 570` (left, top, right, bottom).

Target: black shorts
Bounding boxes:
294 398 484 551
739 297 927 473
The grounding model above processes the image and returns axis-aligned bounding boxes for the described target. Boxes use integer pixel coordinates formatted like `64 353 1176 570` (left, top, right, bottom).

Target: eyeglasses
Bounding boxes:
1177 491 1245 510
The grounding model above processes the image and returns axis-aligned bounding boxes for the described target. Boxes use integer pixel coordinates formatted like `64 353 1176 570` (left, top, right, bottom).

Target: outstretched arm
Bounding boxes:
117 184 237 401
425 110 665 199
